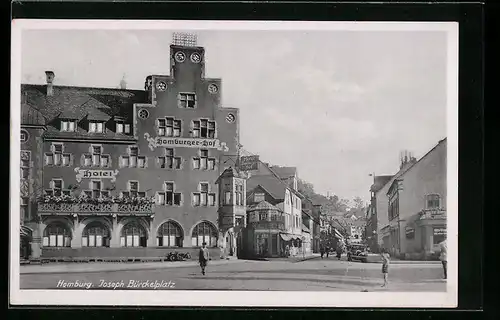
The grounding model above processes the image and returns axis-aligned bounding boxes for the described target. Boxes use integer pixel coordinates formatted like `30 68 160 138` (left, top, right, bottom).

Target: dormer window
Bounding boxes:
89 121 104 133
60 119 77 132
116 121 131 134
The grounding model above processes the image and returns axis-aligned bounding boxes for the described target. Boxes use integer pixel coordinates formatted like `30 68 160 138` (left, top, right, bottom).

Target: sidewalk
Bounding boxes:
20 258 248 275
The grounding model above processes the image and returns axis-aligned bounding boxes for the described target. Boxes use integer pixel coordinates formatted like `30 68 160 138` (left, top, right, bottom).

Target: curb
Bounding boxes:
20 259 245 275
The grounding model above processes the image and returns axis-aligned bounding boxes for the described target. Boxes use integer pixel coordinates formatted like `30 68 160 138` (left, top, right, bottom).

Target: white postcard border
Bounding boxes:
10 19 459 308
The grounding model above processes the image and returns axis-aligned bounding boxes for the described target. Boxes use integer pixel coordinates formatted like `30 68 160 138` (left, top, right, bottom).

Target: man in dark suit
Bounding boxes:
198 242 210 275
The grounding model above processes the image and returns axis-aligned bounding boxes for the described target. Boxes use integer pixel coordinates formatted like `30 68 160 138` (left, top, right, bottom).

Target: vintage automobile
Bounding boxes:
347 244 369 262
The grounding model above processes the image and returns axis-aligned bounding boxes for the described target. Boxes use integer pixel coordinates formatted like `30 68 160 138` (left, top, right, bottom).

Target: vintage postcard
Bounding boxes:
10 19 458 307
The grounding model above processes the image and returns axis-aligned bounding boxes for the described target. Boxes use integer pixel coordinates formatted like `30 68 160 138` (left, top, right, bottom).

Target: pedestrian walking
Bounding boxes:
380 248 390 287
319 245 325 259
198 242 210 275
336 245 342 260
439 238 447 279
325 245 330 258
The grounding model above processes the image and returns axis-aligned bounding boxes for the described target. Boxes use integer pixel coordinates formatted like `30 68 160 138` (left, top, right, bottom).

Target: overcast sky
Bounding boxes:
21 28 448 202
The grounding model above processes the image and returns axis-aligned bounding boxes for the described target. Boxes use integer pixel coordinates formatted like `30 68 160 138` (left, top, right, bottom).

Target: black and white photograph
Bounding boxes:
10 20 458 307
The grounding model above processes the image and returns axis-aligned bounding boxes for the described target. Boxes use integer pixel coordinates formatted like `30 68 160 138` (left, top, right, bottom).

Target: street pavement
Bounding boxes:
20 256 446 292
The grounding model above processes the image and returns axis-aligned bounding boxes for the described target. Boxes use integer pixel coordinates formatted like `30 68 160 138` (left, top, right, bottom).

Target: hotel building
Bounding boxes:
19 34 240 259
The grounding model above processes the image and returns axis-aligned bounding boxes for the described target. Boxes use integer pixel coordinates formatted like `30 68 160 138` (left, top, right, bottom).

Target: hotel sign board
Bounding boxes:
144 133 229 152
75 167 119 183
239 155 259 171
433 227 446 236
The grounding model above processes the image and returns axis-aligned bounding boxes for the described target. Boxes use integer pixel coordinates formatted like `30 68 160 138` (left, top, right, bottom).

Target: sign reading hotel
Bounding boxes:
144 133 229 152
433 227 447 236
239 155 259 171
75 167 119 183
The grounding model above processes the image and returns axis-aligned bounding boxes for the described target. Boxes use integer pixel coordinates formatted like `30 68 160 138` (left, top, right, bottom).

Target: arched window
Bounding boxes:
43 222 71 247
157 221 183 247
121 221 146 247
191 221 217 247
82 222 110 247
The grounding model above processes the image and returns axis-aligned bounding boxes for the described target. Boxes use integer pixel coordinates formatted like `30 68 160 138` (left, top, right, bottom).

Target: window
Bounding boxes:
60 120 77 132
157 221 183 247
192 119 215 138
82 222 109 247
89 121 104 133
46 143 72 167
235 184 243 206
259 212 268 221
254 193 265 203
116 121 131 134
20 197 29 221
388 194 400 221
43 223 71 247
82 145 109 168
158 118 181 137
433 227 446 245
191 221 217 247
121 222 146 247
158 148 181 169
21 158 30 180
224 191 232 205
122 181 146 198
426 194 441 209
91 181 101 198
121 146 146 168
52 179 63 196
20 130 29 142
157 182 181 206
179 93 196 108
193 149 216 170
193 183 216 207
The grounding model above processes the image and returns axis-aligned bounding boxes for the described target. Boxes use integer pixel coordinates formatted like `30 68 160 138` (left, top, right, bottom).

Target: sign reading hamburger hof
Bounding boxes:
144 133 229 152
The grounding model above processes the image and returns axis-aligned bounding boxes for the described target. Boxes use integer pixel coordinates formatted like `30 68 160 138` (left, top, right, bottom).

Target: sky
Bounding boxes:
20 28 449 202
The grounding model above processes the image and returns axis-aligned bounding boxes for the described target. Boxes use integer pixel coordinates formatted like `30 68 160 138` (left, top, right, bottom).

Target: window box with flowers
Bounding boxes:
37 194 155 214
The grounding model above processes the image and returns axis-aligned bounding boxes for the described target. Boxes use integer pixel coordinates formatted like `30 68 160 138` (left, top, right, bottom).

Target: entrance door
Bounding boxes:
271 234 278 256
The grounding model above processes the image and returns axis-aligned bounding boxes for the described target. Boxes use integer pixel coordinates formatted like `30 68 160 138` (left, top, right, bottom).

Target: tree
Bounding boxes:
297 178 315 199
352 196 365 210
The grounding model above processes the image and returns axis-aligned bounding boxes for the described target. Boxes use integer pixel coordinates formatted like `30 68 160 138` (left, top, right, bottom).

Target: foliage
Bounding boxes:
37 194 155 205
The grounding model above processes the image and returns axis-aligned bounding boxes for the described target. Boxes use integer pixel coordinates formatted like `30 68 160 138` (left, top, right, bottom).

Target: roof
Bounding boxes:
215 167 245 184
270 166 297 179
21 84 147 140
370 175 393 192
247 175 288 200
247 200 282 212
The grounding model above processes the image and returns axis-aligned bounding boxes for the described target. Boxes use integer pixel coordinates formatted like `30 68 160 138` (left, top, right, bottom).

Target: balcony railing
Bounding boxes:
38 202 154 215
418 208 446 220
250 220 286 231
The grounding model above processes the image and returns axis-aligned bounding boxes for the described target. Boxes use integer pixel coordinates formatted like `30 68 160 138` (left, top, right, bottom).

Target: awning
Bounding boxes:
20 226 32 240
279 233 303 241
280 234 292 241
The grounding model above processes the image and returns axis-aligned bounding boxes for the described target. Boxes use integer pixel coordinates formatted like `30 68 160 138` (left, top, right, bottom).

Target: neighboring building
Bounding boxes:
20 35 240 259
345 219 366 244
366 175 393 252
270 166 298 191
244 200 285 257
245 162 305 257
378 139 447 259
302 197 321 253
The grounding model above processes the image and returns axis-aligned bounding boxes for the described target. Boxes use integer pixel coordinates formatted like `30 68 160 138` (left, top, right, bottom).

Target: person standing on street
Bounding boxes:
319 245 325 259
439 238 447 279
325 245 330 258
336 244 343 260
198 242 210 275
380 247 391 287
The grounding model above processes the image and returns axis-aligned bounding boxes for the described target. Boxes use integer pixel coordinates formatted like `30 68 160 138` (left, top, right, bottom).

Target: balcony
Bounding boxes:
250 220 286 231
418 208 446 220
37 195 155 216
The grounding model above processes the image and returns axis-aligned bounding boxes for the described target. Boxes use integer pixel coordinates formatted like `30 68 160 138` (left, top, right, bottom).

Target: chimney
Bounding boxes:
120 74 127 89
45 71 54 96
399 149 415 170
144 75 153 102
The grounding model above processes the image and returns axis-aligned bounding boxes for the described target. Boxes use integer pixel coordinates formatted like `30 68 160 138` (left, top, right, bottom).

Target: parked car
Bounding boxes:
347 244 382 263
346 244 366 262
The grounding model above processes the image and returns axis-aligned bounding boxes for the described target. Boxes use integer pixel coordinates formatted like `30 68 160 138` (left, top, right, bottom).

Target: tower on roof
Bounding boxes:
172 32 198 47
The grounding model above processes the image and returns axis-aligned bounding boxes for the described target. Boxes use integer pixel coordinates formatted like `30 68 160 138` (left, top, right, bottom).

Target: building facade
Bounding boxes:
20 37 240 259
378 139 447 259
